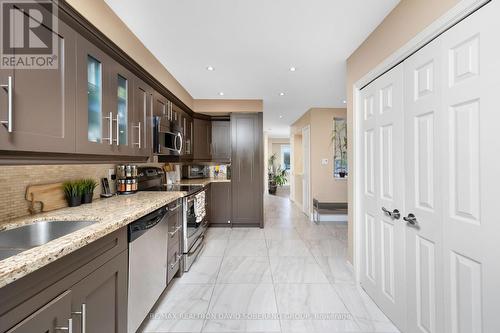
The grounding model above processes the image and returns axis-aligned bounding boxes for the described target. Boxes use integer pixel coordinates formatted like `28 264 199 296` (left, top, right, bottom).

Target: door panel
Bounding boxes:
404 38 444 333
360 65 406 330
440 3 500 332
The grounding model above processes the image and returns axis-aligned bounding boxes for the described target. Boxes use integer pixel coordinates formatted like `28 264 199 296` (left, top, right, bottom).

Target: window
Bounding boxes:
333 118 348 178
281 145 291 170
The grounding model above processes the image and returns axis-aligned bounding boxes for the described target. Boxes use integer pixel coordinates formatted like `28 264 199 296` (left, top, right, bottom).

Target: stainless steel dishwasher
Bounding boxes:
127 205 168 333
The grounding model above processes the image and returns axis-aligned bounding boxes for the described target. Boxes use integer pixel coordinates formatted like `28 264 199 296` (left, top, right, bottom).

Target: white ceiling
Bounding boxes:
105 0 399 137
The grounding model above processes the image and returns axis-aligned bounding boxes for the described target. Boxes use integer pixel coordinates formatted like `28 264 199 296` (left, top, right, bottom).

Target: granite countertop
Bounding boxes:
0 191 185 288
177 177 231 186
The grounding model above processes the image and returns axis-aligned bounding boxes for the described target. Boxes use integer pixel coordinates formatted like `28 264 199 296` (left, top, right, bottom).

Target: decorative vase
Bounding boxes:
67 195 82 207
339 171 346 178
82 192 93 204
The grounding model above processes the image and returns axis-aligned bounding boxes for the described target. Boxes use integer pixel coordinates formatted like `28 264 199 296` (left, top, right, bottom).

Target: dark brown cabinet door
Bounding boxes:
0 19 76 153
71 251 128 333
75 34 116 155
167 202 183 283
109 63 136 156
212 121 231 162
132 78 153 156
211 182 232 226
193 118 212 160
179 111 193 158
231 113 263 227
6 291 72 333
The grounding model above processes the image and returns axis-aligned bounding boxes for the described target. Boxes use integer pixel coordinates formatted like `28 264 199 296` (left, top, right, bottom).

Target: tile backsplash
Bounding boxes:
0 163 161 222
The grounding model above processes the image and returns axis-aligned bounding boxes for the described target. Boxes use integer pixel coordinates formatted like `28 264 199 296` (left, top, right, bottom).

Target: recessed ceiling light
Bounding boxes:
279 115 283 119
218 92 224 96
206 66 214 71
289 67 296 72
342 100 347 104
279 92 285 96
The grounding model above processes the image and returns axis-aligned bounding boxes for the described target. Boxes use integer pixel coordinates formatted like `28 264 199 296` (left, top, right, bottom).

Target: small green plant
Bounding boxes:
63 181 80 198
81 178 98 195
273 167 288 187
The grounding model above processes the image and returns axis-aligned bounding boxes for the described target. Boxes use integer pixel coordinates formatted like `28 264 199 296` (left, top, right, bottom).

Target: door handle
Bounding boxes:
71 303 86 333
133 122 141 148
403 213 419 227
1 76 13 132
381 207 400 220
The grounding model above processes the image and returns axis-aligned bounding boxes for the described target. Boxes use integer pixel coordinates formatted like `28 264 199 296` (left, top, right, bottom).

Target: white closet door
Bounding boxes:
440 2 500 332
360 65 406 330
403 37 445 333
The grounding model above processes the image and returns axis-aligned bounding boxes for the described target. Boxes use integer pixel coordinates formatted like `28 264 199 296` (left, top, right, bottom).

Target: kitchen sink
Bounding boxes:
0 220 97 261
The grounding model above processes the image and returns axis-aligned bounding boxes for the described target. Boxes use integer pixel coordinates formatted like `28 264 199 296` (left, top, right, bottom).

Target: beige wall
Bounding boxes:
345 0 460 262
194 99 263 114
290 108 347 210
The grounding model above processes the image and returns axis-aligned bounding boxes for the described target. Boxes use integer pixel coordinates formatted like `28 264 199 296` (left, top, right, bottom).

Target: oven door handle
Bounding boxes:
188 234 205 256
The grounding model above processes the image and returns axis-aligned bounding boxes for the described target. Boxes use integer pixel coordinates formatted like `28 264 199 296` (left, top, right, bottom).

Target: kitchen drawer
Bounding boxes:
167 247 182 284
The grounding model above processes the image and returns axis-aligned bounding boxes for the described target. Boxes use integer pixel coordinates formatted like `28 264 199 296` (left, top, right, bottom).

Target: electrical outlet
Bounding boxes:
321 158 329 165
108 168 115 180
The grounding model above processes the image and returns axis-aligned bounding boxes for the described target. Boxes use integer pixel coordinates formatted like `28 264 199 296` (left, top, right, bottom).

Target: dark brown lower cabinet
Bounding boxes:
6 290 72 333
210 182 232 226
71 251 128 333
0 228 128 333
231 113 263 227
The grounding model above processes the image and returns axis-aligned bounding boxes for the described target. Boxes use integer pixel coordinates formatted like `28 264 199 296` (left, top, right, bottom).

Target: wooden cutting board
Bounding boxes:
25 182 67 213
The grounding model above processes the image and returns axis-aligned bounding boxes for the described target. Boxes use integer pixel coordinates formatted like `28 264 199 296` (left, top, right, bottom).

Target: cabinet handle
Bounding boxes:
56 318 73 333
103 112 113 145
169 224 182 237
71 303 86 333
133 122 141 148
113 115 119 145
170 254 182 269
0 76 13 133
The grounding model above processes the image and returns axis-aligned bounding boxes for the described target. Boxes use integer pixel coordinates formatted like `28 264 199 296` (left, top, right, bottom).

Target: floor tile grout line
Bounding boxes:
266 229 284 333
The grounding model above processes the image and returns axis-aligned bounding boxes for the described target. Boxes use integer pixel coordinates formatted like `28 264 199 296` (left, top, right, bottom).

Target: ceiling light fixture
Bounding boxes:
289 67 296 72
342 100 347 104
279 92 285 96
279 115 283 119
206 66 214 71
218 92 224 96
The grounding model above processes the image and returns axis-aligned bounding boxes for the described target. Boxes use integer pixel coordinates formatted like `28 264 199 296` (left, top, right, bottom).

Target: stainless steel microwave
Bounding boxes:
153 116 182 155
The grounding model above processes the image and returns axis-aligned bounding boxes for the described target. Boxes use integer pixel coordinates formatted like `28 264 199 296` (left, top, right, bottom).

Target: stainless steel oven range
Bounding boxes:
137 167 207 272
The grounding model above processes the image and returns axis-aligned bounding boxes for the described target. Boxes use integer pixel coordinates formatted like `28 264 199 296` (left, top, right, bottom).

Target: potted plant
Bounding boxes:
273 167 288 190
268 154 278 194
63 181 82 207
81 178 98 204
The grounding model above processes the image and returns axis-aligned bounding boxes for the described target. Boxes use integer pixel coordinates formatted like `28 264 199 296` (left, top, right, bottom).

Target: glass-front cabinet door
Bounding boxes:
76 35 116 155
110 63 135 155
133 78 153 156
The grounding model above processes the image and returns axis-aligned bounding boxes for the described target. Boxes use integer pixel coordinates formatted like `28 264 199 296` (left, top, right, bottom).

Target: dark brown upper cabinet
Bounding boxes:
231 113 263 227
179 110 193 158
132 78 154 157
75 34 116 155
211 120 231 162
109 62 136 156
0 19 76 153
193 118 212 160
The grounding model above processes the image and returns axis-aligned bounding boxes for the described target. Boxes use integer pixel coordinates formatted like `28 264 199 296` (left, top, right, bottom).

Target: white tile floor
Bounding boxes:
141 193 399 333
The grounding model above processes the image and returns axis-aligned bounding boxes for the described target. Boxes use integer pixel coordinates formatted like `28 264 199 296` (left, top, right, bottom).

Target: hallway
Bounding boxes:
142 194 399 333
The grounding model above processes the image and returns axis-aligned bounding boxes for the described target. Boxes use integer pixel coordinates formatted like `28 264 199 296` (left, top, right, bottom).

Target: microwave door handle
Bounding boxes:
176 133 183 153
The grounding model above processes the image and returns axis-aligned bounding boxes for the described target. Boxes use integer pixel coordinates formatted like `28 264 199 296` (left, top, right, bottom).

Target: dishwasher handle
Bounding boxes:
129 206 167 241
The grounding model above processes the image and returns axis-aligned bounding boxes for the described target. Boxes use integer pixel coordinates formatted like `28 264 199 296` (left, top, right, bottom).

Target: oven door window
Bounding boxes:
186 199 202 239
